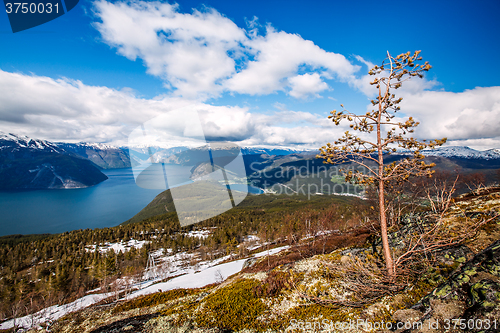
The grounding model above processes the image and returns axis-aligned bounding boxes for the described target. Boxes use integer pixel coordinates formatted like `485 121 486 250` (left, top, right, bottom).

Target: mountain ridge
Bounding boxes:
3 131 500 160
420 145 500 159
1 132 499 192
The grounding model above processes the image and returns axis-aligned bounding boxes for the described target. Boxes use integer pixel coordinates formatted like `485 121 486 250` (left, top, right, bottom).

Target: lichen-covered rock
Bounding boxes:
242 257 259 269
340 255 351 264
400 240 500 332
468 279 500 313
434 245 473 266
429 298 465 320
392 309 423 330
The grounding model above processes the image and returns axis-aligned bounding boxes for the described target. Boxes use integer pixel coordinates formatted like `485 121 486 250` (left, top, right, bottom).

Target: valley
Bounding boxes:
0 192 367 330
1 133 500 332
1 185 499 332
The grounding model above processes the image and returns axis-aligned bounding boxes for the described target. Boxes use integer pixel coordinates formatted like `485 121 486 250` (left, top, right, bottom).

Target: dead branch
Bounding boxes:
394 213 499 271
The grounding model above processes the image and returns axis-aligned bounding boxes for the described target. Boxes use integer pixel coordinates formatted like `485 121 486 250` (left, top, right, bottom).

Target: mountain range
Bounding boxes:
420 146 500 160
1 131 499 190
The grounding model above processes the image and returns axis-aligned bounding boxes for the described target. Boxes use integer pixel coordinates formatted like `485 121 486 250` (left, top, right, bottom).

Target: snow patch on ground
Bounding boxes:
244 235 260 242
0 245 289 330
0 293 114 330
131 246 289 298
332 192 366 199
184 229 212 239
85 239 149 253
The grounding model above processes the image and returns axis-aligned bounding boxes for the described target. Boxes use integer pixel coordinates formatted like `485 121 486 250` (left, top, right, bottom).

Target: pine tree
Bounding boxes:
318 51 446 277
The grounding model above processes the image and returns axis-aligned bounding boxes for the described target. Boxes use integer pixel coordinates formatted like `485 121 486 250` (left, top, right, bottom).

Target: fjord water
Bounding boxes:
0 168 166 237
0 167 262 237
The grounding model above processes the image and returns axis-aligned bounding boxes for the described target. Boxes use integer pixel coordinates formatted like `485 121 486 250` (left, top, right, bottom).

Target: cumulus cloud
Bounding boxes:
400 86 500 142
0 69 252 145
225 28 358 96
348 55 440 98
288 73 329 99
0 70 159 143
93 1 360 99
445 137 500 151
93 0 246 99
0 69 346 148
2 69 499 150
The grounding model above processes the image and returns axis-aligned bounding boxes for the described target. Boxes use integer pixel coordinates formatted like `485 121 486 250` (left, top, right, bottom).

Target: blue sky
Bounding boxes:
1 0 499 149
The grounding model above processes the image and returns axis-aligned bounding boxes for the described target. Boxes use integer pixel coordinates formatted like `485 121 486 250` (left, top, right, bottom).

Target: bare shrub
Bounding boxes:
305 179 499 308
297 256 409 307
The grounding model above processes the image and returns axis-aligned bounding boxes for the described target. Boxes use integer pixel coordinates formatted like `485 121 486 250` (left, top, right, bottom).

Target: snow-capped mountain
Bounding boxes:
57 141 117 150
240 146 315 156
421 146 500 160
128 145 314 165
0 132 131 169
56 142 131 169
0 132 118 155
128 145 313 157
0 132 64 153
487 148 500 155
3 132 500 167
0 132 108 190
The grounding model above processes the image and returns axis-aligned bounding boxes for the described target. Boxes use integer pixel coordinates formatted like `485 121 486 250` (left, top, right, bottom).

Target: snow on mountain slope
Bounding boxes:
0 131 121 153
421 146 500 159
0 131 63 153
56 142 131 169
0 292 115 330
241 146 315 156
130 245 289 299
56 141 118 150
487 148 500 155
0 132 109 189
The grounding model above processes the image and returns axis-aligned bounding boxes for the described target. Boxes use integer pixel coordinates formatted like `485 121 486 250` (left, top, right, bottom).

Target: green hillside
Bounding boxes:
123 184 358 226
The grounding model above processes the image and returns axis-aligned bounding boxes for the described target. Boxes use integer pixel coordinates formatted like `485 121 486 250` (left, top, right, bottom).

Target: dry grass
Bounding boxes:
242 227 372 273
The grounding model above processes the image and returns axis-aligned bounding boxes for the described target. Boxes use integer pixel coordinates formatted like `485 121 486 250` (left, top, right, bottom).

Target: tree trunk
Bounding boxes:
379 178 394 277
377 81 394 278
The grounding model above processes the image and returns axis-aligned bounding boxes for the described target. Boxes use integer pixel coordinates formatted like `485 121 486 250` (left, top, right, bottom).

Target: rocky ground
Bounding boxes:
11 187 500 333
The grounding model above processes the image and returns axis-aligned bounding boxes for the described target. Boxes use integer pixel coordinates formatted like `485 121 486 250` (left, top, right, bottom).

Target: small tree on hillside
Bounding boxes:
317 51 446 277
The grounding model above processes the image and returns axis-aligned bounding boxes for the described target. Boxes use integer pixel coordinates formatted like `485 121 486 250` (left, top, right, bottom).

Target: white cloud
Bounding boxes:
288 73 329 99
1 69 499 150
93 0 246 99
198 105 256 141
273 102 287 111
0 69 228 144
349 54 439 98
0 69 347 148
225 28 358 96
445 137 500 151
93 1 360 100
354 55 374 70
400 86 500 142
